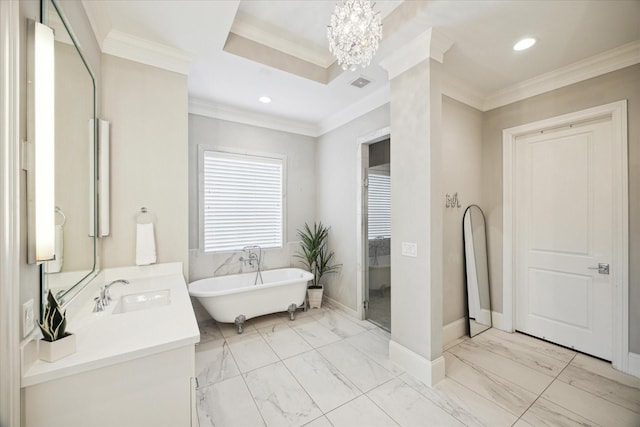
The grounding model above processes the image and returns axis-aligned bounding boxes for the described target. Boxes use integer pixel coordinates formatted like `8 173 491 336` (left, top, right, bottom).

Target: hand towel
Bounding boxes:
44 224 64 273
136 223 157 266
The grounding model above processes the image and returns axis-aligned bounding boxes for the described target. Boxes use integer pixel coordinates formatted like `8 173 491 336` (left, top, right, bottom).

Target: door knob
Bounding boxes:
588 263 609 275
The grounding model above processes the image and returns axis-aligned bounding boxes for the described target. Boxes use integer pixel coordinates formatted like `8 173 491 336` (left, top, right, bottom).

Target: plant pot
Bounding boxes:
39 333 76 363
307 287 323 309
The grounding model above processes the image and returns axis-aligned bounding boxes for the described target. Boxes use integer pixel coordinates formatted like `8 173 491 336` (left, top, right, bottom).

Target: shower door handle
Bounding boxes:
588 263 609 275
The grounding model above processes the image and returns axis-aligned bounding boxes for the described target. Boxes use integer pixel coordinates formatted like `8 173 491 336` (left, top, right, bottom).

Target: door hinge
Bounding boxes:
363 300 369 310
364 177 369 188
21 140 32 171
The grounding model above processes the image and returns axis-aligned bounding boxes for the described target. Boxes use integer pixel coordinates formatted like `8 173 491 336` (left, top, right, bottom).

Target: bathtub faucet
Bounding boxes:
240 245 264 285
240 246 259 267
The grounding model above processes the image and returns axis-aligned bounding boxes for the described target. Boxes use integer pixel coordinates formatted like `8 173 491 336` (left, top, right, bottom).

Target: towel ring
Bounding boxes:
55 206 67 227
136 207 155 225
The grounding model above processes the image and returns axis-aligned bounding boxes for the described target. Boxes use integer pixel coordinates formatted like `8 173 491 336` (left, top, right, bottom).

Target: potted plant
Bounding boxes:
296 222 340 308
38 290 75 362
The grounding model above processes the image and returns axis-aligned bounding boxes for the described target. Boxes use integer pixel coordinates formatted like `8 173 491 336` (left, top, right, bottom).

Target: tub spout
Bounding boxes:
234 315 246 334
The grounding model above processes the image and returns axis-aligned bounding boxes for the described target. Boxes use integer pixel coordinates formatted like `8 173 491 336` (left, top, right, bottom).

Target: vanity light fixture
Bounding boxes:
258 96 272 104
98 119 111 237
27 20 56 263
513 37 536 51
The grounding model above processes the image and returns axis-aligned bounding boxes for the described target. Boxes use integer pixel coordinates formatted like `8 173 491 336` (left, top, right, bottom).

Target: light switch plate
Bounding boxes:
23 299 35 338
401 242 418 257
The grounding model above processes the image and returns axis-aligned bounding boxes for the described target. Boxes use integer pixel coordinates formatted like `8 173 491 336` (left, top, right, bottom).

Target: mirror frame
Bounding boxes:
462 204 492 337
40 0 98 308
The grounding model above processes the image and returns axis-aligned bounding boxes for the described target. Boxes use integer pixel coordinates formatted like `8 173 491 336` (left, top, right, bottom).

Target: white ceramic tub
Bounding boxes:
188 268 313 327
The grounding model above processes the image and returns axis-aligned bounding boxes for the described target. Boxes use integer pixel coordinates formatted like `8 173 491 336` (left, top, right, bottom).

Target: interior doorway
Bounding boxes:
514 118 613 360
503 101 629 372
364 139 391 330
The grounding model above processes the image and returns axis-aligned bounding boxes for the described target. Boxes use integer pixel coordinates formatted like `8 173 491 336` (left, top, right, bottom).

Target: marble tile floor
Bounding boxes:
195 306 640 427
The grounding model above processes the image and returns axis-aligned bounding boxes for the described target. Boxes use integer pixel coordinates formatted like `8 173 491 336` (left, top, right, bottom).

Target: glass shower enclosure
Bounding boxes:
365 162 391 331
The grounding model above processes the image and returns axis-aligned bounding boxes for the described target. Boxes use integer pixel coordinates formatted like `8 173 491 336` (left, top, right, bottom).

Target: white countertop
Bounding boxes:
22 263 200 387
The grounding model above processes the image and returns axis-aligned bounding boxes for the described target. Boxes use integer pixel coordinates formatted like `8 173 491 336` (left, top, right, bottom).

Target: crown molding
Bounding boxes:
442 75 485 111
318 86 390 136
81 0 110 49
101 30 194 75
189 98 319 137
231 15 335 69
483 40 640 111
190 85 391 139
379 28 454 80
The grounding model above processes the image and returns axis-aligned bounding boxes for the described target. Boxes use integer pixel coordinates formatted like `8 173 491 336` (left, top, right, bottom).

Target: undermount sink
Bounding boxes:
113 289 171 314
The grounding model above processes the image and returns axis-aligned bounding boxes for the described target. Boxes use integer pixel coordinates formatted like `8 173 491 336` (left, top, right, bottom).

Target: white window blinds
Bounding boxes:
203 151 283 252
367 172 391 239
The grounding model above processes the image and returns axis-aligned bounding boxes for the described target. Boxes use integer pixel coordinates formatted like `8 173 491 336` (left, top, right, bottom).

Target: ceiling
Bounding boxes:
81 0 640 135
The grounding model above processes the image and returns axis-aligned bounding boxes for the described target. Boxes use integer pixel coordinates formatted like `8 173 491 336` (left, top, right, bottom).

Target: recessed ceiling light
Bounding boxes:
513 37 536 51
258 96 272 104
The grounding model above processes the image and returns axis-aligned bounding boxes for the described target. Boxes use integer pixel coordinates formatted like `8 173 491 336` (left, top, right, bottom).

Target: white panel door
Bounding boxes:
515 118 613 360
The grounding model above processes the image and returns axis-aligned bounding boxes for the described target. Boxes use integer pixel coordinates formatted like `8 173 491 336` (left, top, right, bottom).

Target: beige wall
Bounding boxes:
482 64 640 353
56 0 102 105
442 96 484 325
100 55 188 276
315 96 482 329
187 114 316 284
389 58 445 362
316 105 390 311
54 42 94 272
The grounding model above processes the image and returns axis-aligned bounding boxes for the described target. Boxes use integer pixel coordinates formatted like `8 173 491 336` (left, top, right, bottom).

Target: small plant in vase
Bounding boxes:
296 222 340 309
38 290 76 362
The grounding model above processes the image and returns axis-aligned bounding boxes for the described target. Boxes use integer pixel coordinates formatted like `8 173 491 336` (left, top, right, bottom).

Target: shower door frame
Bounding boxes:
355 127 390 321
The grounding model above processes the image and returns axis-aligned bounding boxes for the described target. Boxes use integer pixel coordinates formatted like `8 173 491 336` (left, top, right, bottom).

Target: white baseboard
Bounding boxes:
628 352 640 378
389 340 445 386
442 313 504 346
323 295 360 319
491 311 506 331
443 318 466 347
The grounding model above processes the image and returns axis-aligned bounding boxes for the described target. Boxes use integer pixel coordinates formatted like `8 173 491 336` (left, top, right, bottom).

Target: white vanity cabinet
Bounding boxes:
22 264 200 427
24 345 195 427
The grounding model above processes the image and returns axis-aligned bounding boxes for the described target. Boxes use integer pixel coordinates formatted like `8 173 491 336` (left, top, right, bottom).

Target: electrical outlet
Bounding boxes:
23 299 35 338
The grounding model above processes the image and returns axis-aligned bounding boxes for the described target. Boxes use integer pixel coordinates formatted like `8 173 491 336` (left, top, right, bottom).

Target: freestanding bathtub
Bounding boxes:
189 268 313 333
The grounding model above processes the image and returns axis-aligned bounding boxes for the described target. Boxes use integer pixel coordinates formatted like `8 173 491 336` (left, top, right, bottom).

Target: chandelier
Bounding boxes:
327 0 382 71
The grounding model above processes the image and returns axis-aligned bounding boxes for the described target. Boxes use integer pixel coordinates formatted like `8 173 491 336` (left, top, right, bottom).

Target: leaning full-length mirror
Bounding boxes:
463 205 492 337
41 0 97 308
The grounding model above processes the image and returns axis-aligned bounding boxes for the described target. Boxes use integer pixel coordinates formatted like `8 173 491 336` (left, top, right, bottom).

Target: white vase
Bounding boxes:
39 333 76 363
307 287 323 309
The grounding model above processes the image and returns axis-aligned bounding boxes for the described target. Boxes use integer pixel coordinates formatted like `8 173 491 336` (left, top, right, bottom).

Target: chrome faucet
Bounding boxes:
240 251 259 267
93 279 129 312
103 279 130 303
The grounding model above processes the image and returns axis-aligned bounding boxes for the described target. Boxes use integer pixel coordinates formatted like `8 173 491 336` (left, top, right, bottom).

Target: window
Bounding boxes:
202 150 284 252
367 172 391 239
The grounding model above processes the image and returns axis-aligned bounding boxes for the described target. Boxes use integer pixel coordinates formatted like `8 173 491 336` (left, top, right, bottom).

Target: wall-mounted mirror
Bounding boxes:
41 0 97 308
463 205 492 337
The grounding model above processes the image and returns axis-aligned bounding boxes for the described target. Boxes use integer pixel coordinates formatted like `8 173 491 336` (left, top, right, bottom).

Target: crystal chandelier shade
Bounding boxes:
327 0 382 71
